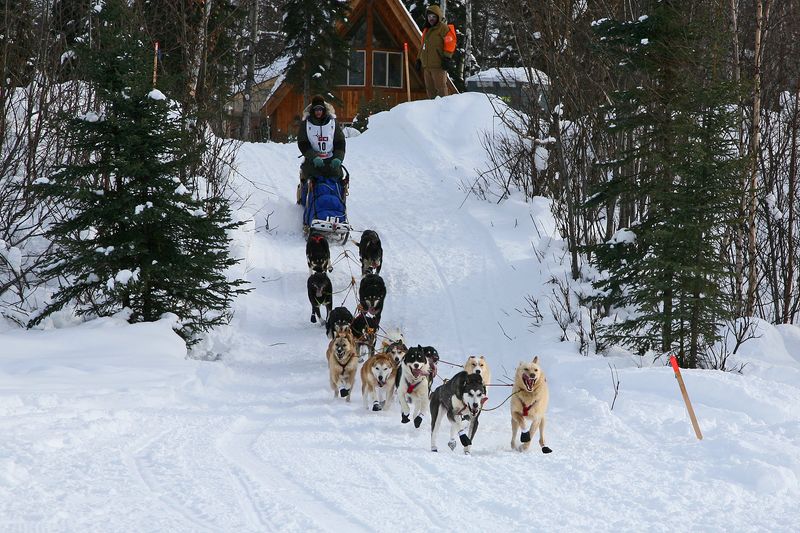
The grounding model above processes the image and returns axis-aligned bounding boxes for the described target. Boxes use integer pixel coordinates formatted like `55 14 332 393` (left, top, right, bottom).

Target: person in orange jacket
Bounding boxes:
415 5 452 99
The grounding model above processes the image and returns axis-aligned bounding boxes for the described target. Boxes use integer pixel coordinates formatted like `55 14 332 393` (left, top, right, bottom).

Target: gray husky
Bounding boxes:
430 371 486 455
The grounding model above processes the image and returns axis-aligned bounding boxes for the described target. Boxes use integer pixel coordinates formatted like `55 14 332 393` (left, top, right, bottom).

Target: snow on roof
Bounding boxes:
254 56 290 85
465 67 550 88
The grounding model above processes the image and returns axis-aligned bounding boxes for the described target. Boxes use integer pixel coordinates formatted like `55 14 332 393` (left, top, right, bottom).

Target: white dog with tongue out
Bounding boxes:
395 345 431 429
510 356 552 454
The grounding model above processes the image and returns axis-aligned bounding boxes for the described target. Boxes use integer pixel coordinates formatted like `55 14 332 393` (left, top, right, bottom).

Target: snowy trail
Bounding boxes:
1 94 799 531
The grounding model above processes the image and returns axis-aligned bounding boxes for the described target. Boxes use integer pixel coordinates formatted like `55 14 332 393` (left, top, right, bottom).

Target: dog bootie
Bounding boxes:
459 432 472 447
311 314 317 323
520 430 531 443
413 415 423 428
541 446 553 454
340 388 349 398
431 446 438 452
401 413 410 424
372 402 381 411
448 439 457 451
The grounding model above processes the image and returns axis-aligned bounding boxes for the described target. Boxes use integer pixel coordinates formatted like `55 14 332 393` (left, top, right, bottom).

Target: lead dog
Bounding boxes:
510 356 552 453
307 272 332 324
358 229 383 276
395 345 430 428
430 371 486 455
306 233 331 273
360 352 396 411
326 332 358 401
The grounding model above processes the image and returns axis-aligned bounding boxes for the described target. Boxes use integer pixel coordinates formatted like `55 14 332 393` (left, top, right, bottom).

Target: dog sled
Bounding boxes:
300 166 351 243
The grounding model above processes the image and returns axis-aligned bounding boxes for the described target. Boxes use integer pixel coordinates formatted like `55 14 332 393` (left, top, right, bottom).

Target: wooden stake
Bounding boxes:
403 42 411 102
152 41 159 88
669 355 703 440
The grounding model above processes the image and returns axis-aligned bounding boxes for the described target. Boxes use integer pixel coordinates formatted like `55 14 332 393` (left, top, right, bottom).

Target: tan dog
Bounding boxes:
326 332 358 402
360 352 396 411
510 356 552 453
463 355 492 387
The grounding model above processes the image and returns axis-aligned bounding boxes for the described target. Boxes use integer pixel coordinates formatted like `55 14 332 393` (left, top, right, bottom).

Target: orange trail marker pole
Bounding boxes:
152 41 159 88
669 355 703 440
404 42 411 102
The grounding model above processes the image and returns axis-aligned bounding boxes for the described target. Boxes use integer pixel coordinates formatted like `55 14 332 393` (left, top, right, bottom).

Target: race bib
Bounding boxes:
307 120 336 158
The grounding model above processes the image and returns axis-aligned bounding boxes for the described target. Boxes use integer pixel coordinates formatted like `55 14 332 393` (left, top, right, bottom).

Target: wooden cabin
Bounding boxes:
259 0 457 141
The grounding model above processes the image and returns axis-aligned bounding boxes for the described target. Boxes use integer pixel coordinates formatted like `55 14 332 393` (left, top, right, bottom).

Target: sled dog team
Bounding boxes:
307 230 552 456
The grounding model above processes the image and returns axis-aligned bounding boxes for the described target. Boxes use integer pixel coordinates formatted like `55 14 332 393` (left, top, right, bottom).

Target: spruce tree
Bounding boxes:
31 0 249 345
282 0 350 104
587 2 744 367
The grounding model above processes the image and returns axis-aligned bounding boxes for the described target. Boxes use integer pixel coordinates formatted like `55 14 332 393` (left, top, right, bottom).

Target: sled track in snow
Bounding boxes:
215 418 281 531
216 416 374 533
122 427 218 532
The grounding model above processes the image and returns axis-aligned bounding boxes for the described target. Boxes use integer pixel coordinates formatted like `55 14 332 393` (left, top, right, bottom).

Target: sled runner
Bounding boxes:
300 166 351 243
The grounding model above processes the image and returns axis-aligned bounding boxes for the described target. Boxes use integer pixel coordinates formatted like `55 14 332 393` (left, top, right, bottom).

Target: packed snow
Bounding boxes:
1 93 799 531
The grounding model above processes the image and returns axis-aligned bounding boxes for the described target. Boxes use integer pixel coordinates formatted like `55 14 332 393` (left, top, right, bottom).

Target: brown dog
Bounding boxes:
510 356 552 453
326 332 358 402
360 352 396 411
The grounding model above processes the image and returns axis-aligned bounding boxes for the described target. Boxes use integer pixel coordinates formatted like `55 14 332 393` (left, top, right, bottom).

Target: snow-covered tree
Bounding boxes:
281 0 350 104
31 0 249 344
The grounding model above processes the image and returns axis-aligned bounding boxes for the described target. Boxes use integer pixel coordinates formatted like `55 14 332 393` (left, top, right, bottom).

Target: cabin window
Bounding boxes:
339 50 365 86
372 51 403 88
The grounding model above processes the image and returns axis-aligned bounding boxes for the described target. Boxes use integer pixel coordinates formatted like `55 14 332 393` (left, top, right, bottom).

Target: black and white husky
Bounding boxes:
395 345 430 428
430 371 486 455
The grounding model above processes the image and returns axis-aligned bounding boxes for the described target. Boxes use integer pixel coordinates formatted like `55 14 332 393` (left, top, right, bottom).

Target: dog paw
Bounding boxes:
520 430 531 443
401 413 410 424
340 388 349 398
379 400 386 408
459 433 472 447
464 450 471 456
372 402 381 411
448 439 457 451
413 415 423 428
310 315 317 323
541 446 553 454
